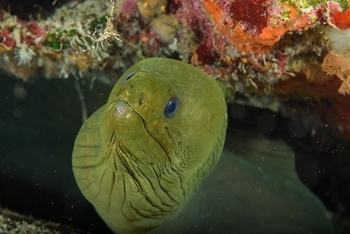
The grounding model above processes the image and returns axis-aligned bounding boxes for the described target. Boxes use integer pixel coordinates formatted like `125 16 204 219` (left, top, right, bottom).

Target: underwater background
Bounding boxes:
1 0 350 233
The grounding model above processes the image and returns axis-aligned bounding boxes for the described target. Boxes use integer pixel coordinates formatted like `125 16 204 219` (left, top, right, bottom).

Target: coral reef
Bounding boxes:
0 205 86 233
0 0 350 139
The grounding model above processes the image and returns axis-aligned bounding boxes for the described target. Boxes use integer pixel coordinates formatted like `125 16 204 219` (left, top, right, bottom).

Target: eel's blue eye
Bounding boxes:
124 71 136 82
164 98 179 118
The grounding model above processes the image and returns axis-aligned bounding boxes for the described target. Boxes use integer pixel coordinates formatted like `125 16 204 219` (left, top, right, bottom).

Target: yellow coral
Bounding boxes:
152 14 178 42
137 0 169 18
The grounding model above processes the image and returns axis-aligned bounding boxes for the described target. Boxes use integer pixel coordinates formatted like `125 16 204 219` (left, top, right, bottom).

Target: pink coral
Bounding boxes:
19 21 47 47
229 0 268 33
0 29 16 48
328 1 350 29
121 0 139 13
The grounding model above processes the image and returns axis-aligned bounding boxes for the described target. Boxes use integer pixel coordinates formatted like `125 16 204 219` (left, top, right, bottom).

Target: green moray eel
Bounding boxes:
72 58 227 233
72 58 334 233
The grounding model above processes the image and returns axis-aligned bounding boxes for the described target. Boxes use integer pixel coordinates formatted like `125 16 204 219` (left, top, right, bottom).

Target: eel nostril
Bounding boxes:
122 83 133 90
138 98 146 106
138 93 147 106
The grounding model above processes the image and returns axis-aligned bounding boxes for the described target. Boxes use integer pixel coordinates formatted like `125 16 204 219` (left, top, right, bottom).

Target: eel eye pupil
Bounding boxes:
124 71 136 82
164 98 178 118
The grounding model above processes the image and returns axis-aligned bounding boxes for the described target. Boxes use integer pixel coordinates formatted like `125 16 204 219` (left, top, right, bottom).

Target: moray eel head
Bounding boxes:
72 58 227 233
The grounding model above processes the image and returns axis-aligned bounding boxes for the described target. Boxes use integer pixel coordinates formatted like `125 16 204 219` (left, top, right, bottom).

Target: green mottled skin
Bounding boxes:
72 58 227 233
72 58 334 234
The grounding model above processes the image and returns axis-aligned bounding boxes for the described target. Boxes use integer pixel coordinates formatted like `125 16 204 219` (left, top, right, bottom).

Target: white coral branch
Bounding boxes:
15 44 35 66
83 0 122 52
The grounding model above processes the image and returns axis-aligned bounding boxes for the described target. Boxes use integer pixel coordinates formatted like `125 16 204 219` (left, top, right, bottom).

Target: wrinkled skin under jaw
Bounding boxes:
75 100 190 233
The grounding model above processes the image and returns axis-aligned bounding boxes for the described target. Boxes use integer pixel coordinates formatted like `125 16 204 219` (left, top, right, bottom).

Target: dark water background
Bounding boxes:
0 72 113 233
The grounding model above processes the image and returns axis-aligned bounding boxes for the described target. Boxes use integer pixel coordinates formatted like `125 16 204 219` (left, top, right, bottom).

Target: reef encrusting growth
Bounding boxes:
0 0 350 137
